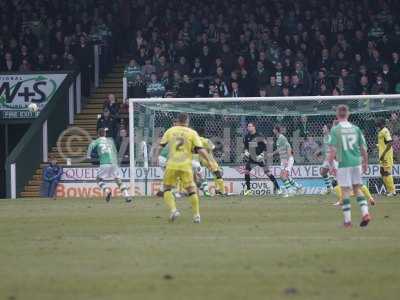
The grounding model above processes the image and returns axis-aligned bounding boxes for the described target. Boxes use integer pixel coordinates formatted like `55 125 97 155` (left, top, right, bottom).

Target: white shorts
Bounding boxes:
281 156 294 172
192 160 201 172
158 156 167 168
97 164 121 180
337 166 362 187
322 159 338 170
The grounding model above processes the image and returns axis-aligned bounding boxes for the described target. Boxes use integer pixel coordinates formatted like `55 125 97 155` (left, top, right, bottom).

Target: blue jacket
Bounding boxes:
43 165 63 182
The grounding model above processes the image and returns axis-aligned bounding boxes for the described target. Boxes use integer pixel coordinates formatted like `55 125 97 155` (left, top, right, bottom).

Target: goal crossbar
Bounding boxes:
129 94 400 104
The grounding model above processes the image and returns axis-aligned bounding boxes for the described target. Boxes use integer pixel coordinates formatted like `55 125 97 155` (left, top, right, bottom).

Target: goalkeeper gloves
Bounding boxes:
256 153 265 162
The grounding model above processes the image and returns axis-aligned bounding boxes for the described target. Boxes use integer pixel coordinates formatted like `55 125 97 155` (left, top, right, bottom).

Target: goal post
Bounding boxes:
128 94 400 197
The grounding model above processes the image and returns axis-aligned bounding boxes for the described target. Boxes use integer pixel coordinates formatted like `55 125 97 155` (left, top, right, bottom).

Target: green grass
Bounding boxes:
1 195 400 300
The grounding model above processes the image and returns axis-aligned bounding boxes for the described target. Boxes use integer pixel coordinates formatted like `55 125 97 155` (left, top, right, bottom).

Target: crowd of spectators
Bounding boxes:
124 0 400 98
0 0 120 96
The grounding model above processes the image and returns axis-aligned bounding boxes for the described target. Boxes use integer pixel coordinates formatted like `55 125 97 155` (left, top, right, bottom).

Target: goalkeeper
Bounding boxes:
193 128 227 196
242 122 280 195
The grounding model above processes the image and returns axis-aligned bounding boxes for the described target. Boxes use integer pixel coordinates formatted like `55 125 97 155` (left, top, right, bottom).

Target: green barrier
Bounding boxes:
5 71 78 198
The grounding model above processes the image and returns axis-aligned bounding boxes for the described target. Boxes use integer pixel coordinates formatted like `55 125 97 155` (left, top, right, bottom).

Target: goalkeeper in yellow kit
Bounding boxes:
377 118 396 196
154 113 212 223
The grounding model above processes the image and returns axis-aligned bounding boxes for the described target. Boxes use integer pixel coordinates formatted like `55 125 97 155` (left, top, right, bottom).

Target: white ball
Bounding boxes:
28 103 38 112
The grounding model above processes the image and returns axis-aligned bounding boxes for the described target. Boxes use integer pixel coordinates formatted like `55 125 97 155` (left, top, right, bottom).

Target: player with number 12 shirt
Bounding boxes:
328 105 370 228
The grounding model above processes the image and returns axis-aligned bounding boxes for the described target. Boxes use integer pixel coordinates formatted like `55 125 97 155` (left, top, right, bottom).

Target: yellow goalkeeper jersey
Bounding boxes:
378 127 393 166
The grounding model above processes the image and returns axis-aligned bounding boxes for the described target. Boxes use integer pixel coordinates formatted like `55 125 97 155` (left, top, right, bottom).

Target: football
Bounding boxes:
27 102 39 113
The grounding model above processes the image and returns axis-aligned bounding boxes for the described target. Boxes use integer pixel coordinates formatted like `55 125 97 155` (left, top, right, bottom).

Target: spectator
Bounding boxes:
191 58 204 78
155 55 170 76
142 59 156 82
35 53 48 71
214 77 229 97
371 74 389 94
381 64 395 92
175 56 190 76
124 59 143 85
48 53 62 71
253 61 269 89
41 159 62 198
19 59 32 72
178 74 195 98
266 76 282 97
74 35 92 97
230 81 244 98
97 110 118 140
358 75 370 94
1 52 18 71
129 74 147 99
391 52 400 87
340 68 356 95
146 73 166 97
289 74 304 96
293 61 311 94
103 94 120 118
63 54 78 71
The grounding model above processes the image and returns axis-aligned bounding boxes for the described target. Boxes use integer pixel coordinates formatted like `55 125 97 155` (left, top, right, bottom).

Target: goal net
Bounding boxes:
128 95 400 197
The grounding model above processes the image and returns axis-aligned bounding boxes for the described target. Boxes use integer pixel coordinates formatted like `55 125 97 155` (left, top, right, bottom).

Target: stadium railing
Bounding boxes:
5 71 80 199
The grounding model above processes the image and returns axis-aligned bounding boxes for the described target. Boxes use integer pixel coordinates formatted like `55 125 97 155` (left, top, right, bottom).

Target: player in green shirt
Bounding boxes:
317 124 338 194
328 105 370 228
271 125 303 197
87 128 132 203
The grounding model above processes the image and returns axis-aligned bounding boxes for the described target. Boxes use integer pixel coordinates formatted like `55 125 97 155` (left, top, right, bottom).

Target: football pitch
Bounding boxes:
1 195 399 300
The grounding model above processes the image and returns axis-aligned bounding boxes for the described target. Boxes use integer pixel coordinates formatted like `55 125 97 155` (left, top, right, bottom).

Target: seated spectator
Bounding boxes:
289 74 304 96
175 56 190 76
340 68 356 95
371 74 389 94
124 59 143 84
258 87 267 97
266 75 282 97
155 55 170 76
358 75 370 94
35 53 48 71
142 59 156 82
191 58 205 78
97 109 118 140
293 61 311 94
146 73 166 97
19 59 32 72
381 64 395 92
178 74 195 98
1 52 18 71
63 54 78 71
170 70 182 95
318 83 331 96
211 77 227 97
230 81 244 98
129 74 147 99
253 61 269 90
41 159 62 198
48 53 62 71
